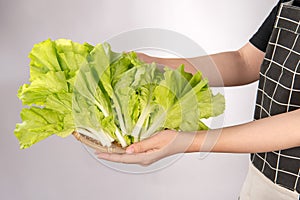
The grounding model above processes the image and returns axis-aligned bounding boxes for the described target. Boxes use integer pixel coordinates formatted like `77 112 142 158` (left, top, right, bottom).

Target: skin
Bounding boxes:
95 42 300 166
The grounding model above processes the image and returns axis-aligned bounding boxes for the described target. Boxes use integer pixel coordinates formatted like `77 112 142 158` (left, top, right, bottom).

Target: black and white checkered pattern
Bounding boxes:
252 1 300 194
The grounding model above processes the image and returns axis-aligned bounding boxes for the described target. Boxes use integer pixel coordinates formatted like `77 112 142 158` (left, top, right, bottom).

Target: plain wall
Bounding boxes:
0 0 277 199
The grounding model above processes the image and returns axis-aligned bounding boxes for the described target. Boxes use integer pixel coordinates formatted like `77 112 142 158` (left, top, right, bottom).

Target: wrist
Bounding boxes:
185 131 206 153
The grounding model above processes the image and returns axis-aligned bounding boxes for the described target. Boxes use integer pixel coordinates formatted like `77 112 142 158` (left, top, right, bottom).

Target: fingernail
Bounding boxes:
126 146 134 154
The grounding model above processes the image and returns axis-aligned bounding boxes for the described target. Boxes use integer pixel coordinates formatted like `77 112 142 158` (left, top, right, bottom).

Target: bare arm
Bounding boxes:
138 42 265 87
189 109 300 154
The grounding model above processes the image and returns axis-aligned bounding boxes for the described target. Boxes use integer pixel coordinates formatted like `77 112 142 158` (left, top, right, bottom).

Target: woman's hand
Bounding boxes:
95 130 198 166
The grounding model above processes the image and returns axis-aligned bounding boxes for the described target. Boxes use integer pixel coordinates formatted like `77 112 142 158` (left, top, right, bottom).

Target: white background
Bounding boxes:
0 0 278 199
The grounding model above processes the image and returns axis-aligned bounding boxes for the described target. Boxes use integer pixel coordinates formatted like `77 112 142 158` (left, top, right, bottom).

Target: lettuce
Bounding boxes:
15 39 225 149
15 39 93 148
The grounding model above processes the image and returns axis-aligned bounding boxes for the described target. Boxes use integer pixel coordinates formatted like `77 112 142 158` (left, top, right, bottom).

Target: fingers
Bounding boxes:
95 151 158 166
95 151 141 164
94 130 181 165
94 139 159 165
94 135 159 165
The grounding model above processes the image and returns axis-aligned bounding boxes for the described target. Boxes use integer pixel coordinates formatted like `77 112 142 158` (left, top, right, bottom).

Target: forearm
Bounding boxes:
151 52 244 86
139 43 264 87
188 109 300 153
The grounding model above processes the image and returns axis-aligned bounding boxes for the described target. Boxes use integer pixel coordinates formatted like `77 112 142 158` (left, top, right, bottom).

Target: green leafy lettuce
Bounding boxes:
15 39 225 149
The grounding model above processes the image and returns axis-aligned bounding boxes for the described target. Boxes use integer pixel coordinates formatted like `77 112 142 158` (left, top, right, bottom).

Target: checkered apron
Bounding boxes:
241 1 300 199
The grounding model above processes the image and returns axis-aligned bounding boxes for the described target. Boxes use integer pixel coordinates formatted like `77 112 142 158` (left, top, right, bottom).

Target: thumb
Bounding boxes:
125 137 156 154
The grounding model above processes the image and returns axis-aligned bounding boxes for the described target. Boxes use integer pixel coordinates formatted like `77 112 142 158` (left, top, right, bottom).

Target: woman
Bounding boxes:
96 1 300 199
